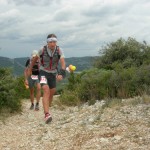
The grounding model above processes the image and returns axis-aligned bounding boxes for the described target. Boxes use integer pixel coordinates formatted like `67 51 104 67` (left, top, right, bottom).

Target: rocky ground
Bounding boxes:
0 96 150 150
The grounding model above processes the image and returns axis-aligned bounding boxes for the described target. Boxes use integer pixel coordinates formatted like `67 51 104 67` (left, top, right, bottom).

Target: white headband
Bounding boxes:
47 37 57 42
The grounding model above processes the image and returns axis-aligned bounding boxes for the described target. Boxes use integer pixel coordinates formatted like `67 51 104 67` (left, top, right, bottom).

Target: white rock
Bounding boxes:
100 138 109 143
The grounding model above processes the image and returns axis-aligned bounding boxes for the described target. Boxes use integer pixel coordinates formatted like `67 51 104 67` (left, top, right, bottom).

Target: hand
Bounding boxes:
25 79 28 85
56 75 63 82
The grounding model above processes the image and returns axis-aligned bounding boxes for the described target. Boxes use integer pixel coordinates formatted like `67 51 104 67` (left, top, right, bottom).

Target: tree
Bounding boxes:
94 37 150 70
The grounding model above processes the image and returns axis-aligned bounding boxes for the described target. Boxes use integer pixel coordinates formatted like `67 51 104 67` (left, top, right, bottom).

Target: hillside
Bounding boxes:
0 56 97 76
0 96 149 149
0 57 14 68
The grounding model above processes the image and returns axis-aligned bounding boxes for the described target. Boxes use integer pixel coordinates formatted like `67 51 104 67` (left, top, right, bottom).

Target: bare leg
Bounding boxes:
49 88 56 107
30 88 34 104
36 83 41 103
42 85 50 114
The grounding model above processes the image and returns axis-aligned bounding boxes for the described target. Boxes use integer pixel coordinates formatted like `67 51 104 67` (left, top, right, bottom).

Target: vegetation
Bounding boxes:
14 76 30 99
0 37 150 112
60 37 150 106
0 68 30 114
94 37 150 69
0 68 21 113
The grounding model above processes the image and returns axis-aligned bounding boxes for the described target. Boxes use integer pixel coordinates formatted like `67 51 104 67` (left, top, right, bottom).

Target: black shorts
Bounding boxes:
39 70 56 89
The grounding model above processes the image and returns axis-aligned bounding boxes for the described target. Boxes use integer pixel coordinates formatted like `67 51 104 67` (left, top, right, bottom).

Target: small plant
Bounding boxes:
59 90 81 106
142 94 150 104
102 98 122 109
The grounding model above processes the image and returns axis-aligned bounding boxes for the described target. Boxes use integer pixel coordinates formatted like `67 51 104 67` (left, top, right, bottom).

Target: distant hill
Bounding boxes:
0 56 98 76
0 57 14 68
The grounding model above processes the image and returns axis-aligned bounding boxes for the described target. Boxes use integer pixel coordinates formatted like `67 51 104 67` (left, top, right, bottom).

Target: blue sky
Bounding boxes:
0 0 150 58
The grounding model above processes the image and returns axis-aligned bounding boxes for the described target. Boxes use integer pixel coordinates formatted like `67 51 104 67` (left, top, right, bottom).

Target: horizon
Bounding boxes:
0 55 99 59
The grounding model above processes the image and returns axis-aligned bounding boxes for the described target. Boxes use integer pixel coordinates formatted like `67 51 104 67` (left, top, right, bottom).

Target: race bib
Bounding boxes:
31 75 38 80
40 76 47 84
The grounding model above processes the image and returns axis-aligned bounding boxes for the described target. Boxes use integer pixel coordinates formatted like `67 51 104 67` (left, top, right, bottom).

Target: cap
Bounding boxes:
31 50 38 57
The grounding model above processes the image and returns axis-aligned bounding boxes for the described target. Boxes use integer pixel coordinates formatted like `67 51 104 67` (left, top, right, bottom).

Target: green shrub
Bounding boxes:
60 66 150 106
0 68 22 113
60 37 150 106
77 69 112 101
14 76 29 99
94 37 150 70
59 90 81 106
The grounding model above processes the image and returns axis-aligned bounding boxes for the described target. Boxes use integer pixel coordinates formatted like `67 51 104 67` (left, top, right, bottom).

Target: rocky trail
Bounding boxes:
0 96 150 150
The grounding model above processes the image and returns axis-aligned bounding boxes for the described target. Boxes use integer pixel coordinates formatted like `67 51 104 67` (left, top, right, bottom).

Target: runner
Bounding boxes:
28 34 66 123
24 50 41 110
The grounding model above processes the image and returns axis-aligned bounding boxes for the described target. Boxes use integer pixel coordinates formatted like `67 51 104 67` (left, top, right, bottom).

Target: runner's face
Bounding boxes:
47 41 56 50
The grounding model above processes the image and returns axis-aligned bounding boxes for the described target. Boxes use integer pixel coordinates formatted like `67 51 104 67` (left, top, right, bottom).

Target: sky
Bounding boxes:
0 0 150 58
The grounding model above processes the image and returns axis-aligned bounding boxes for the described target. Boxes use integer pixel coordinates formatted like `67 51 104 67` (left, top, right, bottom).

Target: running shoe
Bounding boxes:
35 102 39 111
30 103 34 110
45 113 52 124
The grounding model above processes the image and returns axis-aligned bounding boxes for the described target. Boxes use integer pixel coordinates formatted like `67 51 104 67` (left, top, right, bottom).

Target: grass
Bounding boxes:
0 108 21 124
52 93 150 112
142 94 150 104
52 95 67 110
102 98 122 110
101 94 150 110
123 95 150 106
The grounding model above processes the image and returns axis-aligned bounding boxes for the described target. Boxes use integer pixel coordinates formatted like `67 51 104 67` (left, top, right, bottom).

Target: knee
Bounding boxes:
37 86 41 92
42 86 50 96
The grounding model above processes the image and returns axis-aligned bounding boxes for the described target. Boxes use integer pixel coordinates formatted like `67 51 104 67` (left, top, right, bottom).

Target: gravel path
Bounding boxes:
0 96 150 150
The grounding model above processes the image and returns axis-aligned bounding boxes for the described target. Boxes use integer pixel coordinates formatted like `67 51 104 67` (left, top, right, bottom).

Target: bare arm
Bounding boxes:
56 57 66 81
60 57 66 70
27 56 39 76
24 68 28 79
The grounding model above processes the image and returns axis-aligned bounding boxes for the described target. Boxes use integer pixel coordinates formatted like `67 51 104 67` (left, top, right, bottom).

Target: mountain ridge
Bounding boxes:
0 56 98 76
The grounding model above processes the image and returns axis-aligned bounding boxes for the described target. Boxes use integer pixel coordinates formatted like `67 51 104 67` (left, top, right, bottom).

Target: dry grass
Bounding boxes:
52 95 67 110
142 94 150 104
124 95 150 106
102 98 122 110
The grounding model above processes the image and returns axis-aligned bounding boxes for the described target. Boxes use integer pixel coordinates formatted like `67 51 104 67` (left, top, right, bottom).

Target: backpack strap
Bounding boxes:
40 45 61 70
55 46 61 71
56 46 61 60
40 46 46 66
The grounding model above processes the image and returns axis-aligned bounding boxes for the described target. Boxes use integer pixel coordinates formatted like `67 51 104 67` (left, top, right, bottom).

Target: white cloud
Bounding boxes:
0 0 8 5
0 0 150 58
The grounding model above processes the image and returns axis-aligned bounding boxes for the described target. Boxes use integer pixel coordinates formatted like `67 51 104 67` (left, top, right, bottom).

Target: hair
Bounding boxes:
47 34 57 39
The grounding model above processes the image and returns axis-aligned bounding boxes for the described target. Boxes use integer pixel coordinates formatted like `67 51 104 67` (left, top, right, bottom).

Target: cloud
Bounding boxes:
0 0 150 58
0 9 23 40
7 0 60 6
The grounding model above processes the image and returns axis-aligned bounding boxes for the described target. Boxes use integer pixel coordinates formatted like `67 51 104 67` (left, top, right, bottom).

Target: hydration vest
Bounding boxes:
40 45 61 71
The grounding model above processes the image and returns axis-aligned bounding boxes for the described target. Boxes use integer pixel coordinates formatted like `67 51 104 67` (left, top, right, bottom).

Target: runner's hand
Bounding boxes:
25 79 28 85
56 75 63 82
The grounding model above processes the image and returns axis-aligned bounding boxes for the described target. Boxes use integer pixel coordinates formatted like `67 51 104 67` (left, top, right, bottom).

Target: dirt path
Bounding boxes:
0 96 150 150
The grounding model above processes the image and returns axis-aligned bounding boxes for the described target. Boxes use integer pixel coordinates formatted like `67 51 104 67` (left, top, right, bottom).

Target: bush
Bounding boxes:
94 37 150 69
60 37 150 106
0 68 22 113
60 66 150 106
14 76 30 99
77 69 112 100
59 90 81 106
